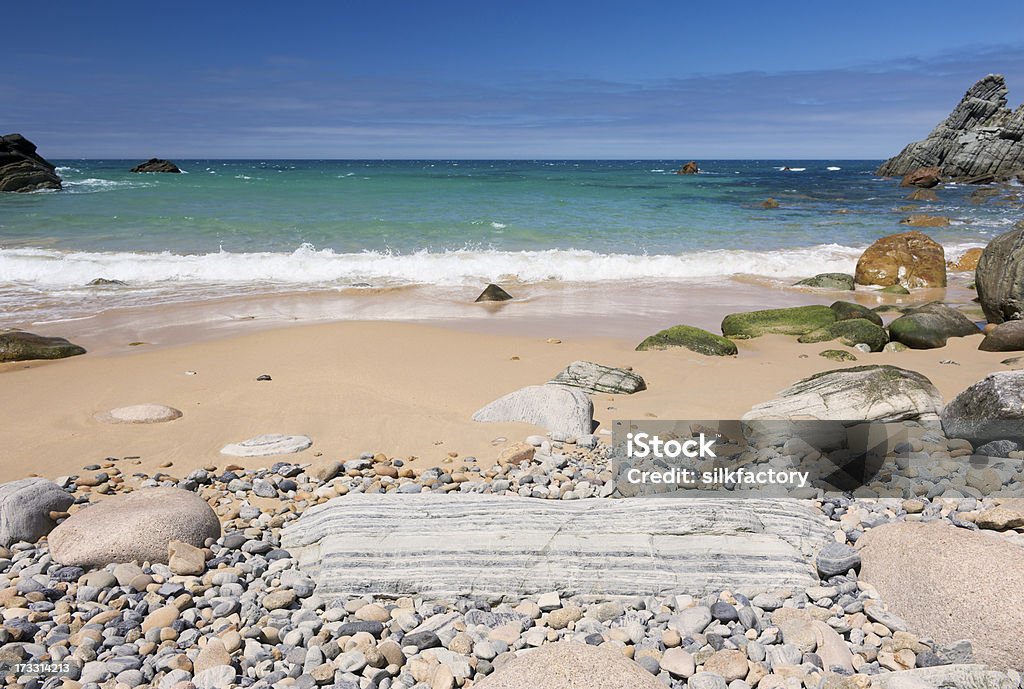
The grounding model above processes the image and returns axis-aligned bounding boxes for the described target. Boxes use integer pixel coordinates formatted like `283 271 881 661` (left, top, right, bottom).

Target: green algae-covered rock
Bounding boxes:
888 303 981 349
635 325 737 356
0 332 86 363
820 349 858 362
798 318 889 352
880 284 911 295
830 301 884 327
721 305 836 340
794 273 855 290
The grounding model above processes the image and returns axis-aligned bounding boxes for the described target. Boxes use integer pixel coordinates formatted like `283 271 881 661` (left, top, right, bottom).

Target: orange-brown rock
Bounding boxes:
906 188 938 202
947 247 984 272
675 161 699 175
900 214 951 228
854 231 947 288
761 198 780 209
899 166 942 188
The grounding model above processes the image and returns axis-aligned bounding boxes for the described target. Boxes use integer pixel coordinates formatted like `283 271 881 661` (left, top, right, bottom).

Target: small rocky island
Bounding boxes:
0 133 62 192
131 158 182 173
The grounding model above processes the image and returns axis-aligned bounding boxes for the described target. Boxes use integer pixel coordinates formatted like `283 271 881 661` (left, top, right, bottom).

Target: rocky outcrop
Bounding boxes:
475 642 666 689
975 227 1024 323
872 666 1019 689
721 305 836 339
948 247 984 272
0 332 86 362
475 284 513 302
635 324 737 355
0 134 61 192
899 166 942 188
281 494 832 600
941 371 1024 444
675 161 699 175
549 361 646 395
887 302 981 349
0 478 73 547
877 75 1024 183
854 231 946 288
130 158 181 173
793 273 854 290
473 385 594 438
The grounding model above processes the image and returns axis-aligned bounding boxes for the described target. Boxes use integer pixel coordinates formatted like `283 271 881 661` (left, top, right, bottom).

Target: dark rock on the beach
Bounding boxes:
676 161 699 175
0 478 74 547
760 198 780 209
830 301 884 327
0 332 86 363
635 324 737 356
256 374 272 381
130 158 181 173
87 278 127 286
975 227 1024 323
879 284 911 295
941 371 1024 444
855 231 946 289
888 302 981 349
475 283 513 302
906 188 939 202
473 384 594 438
980 319 1024 351
816 542 861 577
900 166 942 188
877 75 1024 184
549 360 646 394
798 318 888 352
721 305 836 339
819 349 857 362
794 273 855 290
0 133 62 192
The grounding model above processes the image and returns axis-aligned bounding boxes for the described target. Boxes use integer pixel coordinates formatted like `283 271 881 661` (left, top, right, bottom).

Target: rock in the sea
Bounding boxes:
900 166 942 188
794 273 855 290
473 385 594 438
635 324 737 356
86 277 128 286
282 494 831 600
975 227 1024 323
721 305 836 339
130 158 181 173
98 403 183 424
880 284 911 295
761 198 780 209
0 478 73 547
941 371 1024 444
859 521 1024 670
829 301 884 327
906 187 939 202
0 133 61 192
854 231 947 288
979 319 1024 351
549 361 646 395
676 161 699 175
474 642 666 689
900 214 951 228
0 332 86 362
877 74 1024 184
872 665 1019 689
743 365 943 422
947 247 984 272
888 302 981 349
48 487 221 568
797 318 888 352
475 284 513 302
220 433 312 457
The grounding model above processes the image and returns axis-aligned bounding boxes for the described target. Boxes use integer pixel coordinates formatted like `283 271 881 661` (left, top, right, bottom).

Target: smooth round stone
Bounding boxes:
220 434 312 457
100 404 183 424
816 542 861 577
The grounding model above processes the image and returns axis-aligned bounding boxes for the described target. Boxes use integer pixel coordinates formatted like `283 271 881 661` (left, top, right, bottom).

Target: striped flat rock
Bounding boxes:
220 434 312 457
281 494 832 601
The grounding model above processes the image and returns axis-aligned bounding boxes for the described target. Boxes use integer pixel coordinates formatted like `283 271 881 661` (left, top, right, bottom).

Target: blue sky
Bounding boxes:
7 1 1024 158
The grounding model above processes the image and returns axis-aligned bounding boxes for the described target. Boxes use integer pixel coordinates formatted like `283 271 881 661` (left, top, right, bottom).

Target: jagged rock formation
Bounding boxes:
130 158 181 173
0 134 61 192
878 75 1024 183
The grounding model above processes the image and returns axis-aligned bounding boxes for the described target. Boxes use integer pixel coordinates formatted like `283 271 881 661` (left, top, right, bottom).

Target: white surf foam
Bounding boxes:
826 166 841 171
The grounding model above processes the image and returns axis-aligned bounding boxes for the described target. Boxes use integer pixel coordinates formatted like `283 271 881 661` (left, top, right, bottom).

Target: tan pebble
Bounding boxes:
546 338 561 344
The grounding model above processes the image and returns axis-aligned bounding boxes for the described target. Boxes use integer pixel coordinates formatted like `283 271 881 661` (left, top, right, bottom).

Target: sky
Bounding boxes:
6 1 1024 159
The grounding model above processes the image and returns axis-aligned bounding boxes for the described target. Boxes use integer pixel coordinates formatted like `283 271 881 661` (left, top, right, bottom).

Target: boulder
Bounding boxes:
947 247 984 272
858 521 1024 670
887 303 981 349
475 284 513 302
761 198 780 209
130 158 181 173
797 318 888 352
743 365 943 422
48 487 221 568
473 384 594 438
97 404 183 424
880 284 911 295
635 325 737 356
829 301 883 327
0 478 74 547
899 167 942 188
877 75 1024 183
676 161 699 175
220 434 312 456
87 278 127 286
794 273 855 290
0 332 86 362
905 188 939 202
473 642 666 689
0 133 61 192
941 371 1024 444
872 665 1018 689
979 319 1024 351
854 231 947 288
899 214 950 228
975 227 1024 323
549 361 646 395
721 305 836 339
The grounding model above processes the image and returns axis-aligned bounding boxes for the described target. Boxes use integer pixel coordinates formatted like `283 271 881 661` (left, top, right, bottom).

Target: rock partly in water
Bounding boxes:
97 403 183 424
854 231 947 288
549 361 646 395
0 332 86 363
887 303 981 349
975 227 1024 323
877 74 1024 184
880 284 911 295
743 365 943 422
86 278 128 286
0 478 73 547
635 325 737 356
473 384 594 439
947 247 984 272
761 198 780 209
48 487 221 568
794 273 855 290
797 318 889 352
721 305 836 340
0 133 61 192
475 284 514 302
899 166 942 188
220 434 313 457
474 642 666 689
829 301 884 327
130 158 181 173
979 319 1024 351
906 187 939 202
900 214 951 228
941 371 1024 444
676 161 699 175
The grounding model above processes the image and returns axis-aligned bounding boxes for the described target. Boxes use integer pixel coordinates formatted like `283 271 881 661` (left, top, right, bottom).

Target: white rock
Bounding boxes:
0 477 73 547
99 403 182 424
220 433 312 457
472 384 594 438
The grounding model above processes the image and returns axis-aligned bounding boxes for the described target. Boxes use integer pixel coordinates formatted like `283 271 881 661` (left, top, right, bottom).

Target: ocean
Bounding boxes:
0 159 1014 325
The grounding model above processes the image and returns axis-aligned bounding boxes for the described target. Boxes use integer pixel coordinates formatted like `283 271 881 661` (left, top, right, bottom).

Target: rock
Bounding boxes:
813 621 854 672
761 198 780 209
819 349 857 362
130 158 181 173
194 638 232 675
860 522 1024 670
794 273 855 290
97 404 182 424
676 161 699 175
661 648 696 678
547 606 583 630
0 478 73 546
473 642 667 689
193 665 236 689
975 505 1024 530
263 590 297 610
702 650 747 682
871 665 1018 689
941 371 1024 444
829 301 884 327
220 434 312 457
475 284 513 302
816 542 860 577
721 305 836 339
472 384 594 438
906 188 939 201
900 214 951 228
49 487 221 568
877 75 1024 184
900 167 942 188
979 320 1024 351
549 361 646 395
880 284 911 295
797 318 888 352
168 540 206 576
884 341 909 352
888 303 981 349
854 231 946 288
976 227 1024 323
0 133 61 192
743 365 943 422
282 494 831 600
635 325 737 356
0 332 86 362
87 277 127 286
687 673 728 689
142 605 179 633
948 248 984 272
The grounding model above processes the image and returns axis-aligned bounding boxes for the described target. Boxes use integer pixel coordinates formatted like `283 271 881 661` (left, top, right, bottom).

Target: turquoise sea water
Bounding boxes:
0 159 1018 323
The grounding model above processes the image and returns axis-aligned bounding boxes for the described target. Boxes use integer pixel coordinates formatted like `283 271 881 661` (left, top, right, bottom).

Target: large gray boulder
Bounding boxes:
474 642 666 689
743 365 943 422
0 478 73 546
0 332 86 362
49 488 221 568
976 227 1024 324
887 302 981 349
473 384 594 438
877 75 1024 183
941 371 1024 444
0 133 61 192
872 666 1019 689
549 361 646 395
281 494 832 600
979 319 1024 351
